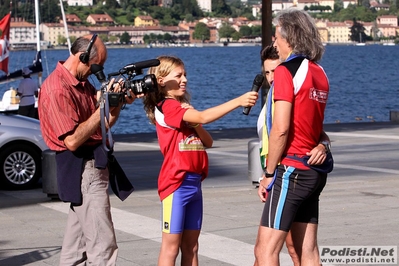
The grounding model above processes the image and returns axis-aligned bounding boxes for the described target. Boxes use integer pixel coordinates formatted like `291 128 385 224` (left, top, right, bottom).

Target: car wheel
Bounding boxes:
0 144 42 189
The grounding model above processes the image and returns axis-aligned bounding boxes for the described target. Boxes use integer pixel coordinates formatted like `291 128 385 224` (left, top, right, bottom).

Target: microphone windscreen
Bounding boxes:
124 59 160 71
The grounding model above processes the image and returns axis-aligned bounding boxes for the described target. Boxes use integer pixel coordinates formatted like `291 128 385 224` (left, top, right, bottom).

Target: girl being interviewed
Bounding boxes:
143 55 258 266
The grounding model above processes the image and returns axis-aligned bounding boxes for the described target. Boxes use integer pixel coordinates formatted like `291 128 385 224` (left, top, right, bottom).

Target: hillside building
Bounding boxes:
66 0 93 6
134 16 158 27
86 14 114 26
197 0 212 12
9 18 37 49
60 14 82 25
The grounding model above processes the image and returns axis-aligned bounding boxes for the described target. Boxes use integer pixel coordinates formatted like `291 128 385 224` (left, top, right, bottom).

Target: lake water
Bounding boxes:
2 44 399 134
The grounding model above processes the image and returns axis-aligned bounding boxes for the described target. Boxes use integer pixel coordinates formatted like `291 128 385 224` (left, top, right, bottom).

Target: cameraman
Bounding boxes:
38 34 140 265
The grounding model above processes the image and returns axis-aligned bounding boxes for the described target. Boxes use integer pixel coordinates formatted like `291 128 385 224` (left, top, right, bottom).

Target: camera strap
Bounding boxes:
100 91 114 152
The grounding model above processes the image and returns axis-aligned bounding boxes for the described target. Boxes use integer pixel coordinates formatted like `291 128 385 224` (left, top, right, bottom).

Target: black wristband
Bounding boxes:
264 169 275 178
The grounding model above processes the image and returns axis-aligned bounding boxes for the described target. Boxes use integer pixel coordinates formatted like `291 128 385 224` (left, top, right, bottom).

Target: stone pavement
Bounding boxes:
0 122 398 265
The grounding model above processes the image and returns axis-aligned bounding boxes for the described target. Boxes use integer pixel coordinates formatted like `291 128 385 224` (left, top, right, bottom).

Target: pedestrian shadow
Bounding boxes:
0 246 60 265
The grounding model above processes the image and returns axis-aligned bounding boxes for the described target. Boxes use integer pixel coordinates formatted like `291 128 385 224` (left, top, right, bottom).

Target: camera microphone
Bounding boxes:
242 74 264 115
122 59 160 74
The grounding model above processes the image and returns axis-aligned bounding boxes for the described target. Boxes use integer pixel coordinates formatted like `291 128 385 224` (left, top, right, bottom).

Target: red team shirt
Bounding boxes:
273 58 329 169
155 99 208 201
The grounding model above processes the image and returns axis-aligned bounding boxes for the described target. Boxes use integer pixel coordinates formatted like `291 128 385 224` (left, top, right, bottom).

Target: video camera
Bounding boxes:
91 59 160 107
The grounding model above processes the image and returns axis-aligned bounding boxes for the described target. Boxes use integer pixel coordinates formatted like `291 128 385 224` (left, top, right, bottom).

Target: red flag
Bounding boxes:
0 13 11 74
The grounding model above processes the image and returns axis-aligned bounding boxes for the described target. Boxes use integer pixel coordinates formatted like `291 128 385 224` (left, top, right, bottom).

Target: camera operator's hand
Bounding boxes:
107 78 122 92
105 78 123 111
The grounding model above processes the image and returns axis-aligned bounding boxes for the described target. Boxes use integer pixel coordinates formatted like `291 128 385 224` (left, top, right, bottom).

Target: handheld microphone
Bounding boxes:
243 74 264 115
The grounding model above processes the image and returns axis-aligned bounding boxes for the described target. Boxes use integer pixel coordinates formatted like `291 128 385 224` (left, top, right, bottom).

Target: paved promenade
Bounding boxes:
0 122 398 265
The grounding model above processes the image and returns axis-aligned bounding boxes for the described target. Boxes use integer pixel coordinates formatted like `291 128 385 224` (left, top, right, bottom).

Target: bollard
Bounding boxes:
247 139 263 187
390 110 399 122
42 149 59 199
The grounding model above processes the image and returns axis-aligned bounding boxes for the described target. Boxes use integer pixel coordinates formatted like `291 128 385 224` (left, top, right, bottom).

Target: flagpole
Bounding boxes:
34 0 40 52
34 0 42 86
59 0 72 53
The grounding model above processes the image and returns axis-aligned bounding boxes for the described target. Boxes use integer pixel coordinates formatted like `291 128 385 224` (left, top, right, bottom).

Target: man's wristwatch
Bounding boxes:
321 140 331 153
264 169 275 178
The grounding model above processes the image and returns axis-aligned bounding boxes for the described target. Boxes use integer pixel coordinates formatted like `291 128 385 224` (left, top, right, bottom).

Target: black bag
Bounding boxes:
108 154 135 201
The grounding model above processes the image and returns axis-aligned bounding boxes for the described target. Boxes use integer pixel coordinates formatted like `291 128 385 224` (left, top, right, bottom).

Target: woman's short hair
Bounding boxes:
273 9 324 62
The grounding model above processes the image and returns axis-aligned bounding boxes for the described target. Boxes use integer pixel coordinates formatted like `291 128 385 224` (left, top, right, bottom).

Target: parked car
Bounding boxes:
0 113 48 189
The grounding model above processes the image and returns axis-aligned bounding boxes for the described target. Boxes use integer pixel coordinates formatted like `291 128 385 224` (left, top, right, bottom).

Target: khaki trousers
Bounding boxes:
59 159 118 266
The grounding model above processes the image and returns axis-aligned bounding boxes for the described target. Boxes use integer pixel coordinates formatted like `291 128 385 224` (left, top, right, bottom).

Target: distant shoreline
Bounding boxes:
48 42 261 50
10 41 396 51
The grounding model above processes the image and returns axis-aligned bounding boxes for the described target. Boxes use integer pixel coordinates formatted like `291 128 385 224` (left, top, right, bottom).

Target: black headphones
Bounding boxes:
79 34 98 64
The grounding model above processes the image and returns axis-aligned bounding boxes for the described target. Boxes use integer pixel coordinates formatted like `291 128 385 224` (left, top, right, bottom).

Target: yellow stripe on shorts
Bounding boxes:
162 193 174 233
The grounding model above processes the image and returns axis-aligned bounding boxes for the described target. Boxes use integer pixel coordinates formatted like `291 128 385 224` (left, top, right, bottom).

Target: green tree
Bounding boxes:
251 25 262 37
57 35 67 45
119 0 130 10
232 31 242 41
135 0 152 10
212 0 232 16
192 22 210 41
336 5 377 22
160 13 177 26
109 35 119 43
40 0 62 23
157 34 164 41
228 0 253 18
120 31 131 44
99 33 109 42
361 0 370 8
164 33 172 42
308 5 332 12
126 12 135 22
171 0 203 18
148 6 181 25
185 13 195 22
143 34 150 43
334 0 344 12
239 25 252 36
70 36 77 43
350 18 366 42
105 0 121 9
218 23 237 38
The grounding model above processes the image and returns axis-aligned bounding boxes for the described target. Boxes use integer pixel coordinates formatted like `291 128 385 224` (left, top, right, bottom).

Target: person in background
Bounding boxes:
143 55 258 266
38 34 140 265
17 67 38 118
254 9 331 266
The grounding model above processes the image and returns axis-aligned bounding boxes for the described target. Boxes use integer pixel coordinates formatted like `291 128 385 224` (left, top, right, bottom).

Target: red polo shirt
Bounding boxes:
38 61 101 151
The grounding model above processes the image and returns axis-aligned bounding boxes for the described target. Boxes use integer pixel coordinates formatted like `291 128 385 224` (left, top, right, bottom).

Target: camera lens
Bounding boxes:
125 74 158 95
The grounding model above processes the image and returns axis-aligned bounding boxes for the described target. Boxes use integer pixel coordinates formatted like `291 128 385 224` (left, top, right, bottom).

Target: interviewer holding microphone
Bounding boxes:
143 55 259 266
